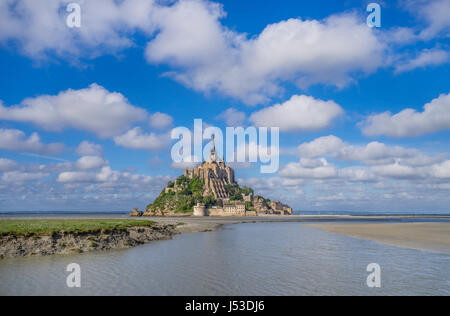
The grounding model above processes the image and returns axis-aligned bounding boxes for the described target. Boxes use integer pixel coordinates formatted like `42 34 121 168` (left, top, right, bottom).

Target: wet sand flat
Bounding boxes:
307 222 450 254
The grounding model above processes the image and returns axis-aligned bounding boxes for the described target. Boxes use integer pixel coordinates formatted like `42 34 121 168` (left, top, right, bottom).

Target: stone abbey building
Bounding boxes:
185 137 292 217
184 137 235 199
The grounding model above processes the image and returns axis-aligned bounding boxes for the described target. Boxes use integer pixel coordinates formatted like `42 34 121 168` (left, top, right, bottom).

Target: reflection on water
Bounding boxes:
0 222 449 296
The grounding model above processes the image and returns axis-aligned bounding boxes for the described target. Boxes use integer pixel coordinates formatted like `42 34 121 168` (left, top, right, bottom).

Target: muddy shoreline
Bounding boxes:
1 215 449 258
0 224 176 259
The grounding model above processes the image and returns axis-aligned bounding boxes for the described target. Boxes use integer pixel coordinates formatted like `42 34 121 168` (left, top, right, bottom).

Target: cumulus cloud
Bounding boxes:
0 128 64 155
75 156 108 170
280 159 374 183
0 0 157 59
0 157 173 212
395 48 450 73
1 171 50 183
0 156 171 207
280 134 450 185
338 167 377 183
146 2 386 104
0 0 388 104
279 155 448 182
114 127 170 151
76 141 103 157
4 0 450 105
371 163 426 180
297 135 345 158
149 112 173 130
361 93 450 137
280 158 338 179
57 166 117 183
431 160 450 179
56 166 162 185
0 156 171 211
386 0 450 44
410 0 450 40
216 108 246 126
0 84 147 138
0 158 18 172
379 1 450 73
297 135 443 167
249 95 343 131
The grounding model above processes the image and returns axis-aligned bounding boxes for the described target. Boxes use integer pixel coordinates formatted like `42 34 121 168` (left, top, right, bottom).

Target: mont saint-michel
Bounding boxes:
140 138 292 217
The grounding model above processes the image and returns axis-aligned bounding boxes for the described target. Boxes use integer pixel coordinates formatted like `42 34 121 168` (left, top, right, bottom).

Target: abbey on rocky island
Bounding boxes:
139 137 292 217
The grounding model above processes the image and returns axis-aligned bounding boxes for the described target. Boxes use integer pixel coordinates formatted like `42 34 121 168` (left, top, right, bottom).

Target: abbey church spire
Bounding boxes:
211 134 216 153
208 134 218 162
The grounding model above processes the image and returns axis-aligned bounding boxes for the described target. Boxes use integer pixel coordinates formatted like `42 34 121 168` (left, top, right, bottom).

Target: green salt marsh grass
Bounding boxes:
0 219 156 236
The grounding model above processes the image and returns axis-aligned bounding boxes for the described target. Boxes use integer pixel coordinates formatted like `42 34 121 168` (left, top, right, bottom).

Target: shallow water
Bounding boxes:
0 222 449 296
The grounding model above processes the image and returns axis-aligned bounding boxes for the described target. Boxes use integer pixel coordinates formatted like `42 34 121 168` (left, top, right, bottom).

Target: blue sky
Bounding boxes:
0 0 450 213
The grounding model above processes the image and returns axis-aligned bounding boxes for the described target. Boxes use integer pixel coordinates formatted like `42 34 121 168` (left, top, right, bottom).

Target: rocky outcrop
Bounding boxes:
129 208 143 217
252 196 272 214
270 201 293 215
0 225 176 259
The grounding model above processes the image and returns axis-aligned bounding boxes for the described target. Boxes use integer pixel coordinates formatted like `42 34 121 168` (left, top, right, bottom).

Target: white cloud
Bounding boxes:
279 156 441 182
280 158 338 179
0 128 64 155
145 1 386 104
57 166 117 183
5 0 450 107
1 1 387 104
338 167 377 182
1 171 49 183
297 135 441 166
114 127 169 151
149 112 173 130
297 135 344 158
413 0 450 40
76 141 103 157
0 156 172 212
361 93 450 137
216 108 246 126
395 48 449 73
0 0 157 59
249 95 343 131
387 0 450 44
280 135 450 184
371 163 425 180
0 84 147 138
382 27 418 45
280 155 450 183
0 158 18 172
146 0 227 67
56 166 160 185
75 156 108 170
431 160 450 179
